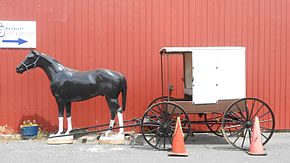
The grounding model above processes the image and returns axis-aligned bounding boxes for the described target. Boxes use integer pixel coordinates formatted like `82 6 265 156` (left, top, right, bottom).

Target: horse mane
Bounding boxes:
39 53 61 64
39 52 77 72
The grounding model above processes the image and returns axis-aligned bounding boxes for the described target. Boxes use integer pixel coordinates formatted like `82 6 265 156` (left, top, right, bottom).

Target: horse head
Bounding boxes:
16 50 40 74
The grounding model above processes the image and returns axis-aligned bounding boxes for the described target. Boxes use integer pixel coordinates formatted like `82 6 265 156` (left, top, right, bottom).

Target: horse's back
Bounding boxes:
94 69 125 82
52 69 125 101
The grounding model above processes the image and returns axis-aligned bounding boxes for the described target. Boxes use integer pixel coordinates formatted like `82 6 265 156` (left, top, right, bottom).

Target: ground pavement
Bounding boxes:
0 132 289 163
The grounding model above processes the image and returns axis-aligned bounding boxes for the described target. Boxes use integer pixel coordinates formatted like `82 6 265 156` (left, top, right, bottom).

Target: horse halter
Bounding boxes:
21 55 40 71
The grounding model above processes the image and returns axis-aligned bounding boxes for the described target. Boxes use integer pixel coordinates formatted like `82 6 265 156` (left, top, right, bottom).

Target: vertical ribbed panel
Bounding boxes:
0 0 289 131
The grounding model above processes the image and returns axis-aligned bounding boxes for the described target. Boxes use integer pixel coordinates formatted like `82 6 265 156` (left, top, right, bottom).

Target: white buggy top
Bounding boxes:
160 47 246 104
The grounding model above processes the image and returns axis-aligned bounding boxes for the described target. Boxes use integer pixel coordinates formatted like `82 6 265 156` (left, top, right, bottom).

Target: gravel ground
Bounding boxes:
0 132 289 163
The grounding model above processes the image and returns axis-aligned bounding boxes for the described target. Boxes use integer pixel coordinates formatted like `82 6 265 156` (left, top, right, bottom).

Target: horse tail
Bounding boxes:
121 76 127 112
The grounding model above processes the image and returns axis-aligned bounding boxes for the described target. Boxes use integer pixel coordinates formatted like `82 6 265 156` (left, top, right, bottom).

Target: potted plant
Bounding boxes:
20 120 39 139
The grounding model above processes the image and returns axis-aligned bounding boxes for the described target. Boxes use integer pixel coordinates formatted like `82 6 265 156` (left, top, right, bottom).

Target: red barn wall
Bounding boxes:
0 0 289 131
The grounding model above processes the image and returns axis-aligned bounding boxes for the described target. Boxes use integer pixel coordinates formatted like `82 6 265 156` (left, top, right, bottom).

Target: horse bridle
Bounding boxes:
21 55 40 71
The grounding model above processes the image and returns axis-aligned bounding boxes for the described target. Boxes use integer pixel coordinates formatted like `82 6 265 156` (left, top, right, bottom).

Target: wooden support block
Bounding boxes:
47 135 74 145
98 134 125 145
97 139 125 145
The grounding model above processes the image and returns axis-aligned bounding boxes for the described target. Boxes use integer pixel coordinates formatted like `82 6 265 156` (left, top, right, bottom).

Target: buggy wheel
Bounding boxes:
147 96 175 108
204 113 223 137
141 102 191 150
221 98 275 150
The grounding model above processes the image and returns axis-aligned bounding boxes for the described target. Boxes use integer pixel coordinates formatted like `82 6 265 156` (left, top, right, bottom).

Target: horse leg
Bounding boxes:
117 108 124 136
104 119 115 137
102 97 119 137
54 101 65 136
104 104 116 137
105 97 124 138
65 102 72 135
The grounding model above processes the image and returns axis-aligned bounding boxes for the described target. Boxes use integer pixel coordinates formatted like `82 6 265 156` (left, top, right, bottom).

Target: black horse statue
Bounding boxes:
16 50 127 138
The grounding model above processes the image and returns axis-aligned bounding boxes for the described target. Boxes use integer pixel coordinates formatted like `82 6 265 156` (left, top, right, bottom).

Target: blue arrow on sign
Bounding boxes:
2 38 28 45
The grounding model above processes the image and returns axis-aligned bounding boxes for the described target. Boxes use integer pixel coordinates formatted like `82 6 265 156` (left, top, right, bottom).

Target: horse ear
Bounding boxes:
31 49 38 55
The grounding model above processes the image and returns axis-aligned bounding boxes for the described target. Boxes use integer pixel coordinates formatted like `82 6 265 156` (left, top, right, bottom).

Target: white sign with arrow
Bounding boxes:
0 20 36 48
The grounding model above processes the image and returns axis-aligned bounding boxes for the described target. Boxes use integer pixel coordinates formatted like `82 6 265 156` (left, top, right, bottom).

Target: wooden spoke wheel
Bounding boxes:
221 98 275 150
204 113 223 137
147 96 175 108
141 102 191 150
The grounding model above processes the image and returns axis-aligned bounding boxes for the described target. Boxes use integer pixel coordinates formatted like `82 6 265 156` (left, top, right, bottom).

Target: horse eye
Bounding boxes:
28 54 35 58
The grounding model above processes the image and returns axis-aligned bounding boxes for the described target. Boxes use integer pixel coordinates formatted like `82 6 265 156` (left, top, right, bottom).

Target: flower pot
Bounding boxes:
20 124 39 138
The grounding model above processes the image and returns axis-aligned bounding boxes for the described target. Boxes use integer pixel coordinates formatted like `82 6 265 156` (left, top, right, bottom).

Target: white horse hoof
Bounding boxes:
116 133 124 139
65 130 72 135
49 131 63 137
49 133 60 138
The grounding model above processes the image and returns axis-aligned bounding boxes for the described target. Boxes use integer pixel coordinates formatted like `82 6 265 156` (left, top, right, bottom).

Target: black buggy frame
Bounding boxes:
140 47 275 150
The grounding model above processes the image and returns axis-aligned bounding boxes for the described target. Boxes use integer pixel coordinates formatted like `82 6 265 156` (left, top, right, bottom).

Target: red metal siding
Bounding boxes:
0 0 289 131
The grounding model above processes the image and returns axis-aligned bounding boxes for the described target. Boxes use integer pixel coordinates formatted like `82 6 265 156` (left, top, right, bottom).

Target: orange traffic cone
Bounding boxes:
246 116 267 156
168 117 188 157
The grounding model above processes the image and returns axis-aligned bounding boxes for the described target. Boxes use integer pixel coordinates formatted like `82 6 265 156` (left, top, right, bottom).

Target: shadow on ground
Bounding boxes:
129 133 240 152
187 133 227 145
